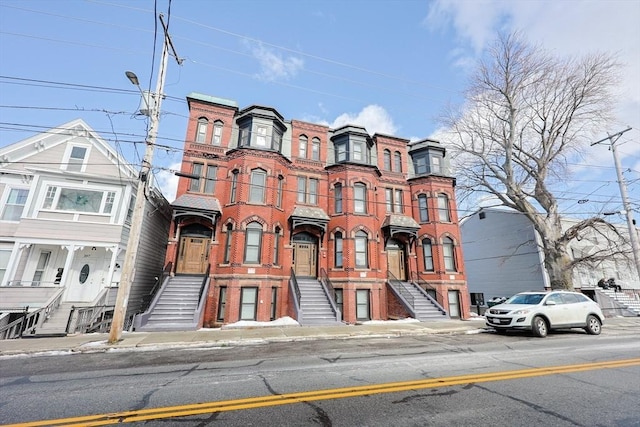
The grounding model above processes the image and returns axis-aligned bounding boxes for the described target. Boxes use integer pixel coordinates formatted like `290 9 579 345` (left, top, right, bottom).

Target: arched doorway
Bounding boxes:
292 232 318 277
386 239 406 281
176 224 212 274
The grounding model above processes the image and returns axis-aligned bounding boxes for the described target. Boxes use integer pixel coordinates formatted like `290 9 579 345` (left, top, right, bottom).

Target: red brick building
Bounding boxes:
165 92 470 327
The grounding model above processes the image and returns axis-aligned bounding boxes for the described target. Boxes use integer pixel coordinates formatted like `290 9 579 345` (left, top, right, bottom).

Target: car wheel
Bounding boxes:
532 316 548 338
584 315 602 335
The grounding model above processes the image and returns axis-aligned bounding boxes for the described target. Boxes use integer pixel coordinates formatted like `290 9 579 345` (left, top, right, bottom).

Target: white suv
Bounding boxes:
485 291 604 337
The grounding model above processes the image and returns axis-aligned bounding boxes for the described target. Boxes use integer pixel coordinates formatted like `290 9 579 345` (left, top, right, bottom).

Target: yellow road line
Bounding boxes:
5 358 640 427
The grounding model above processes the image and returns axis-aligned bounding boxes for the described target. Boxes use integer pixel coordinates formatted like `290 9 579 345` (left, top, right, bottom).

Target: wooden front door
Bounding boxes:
294 243 317 277
387 248 405 280
177 237 208 274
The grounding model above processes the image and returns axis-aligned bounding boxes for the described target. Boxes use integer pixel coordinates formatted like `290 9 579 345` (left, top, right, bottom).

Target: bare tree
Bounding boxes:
442 32 622 289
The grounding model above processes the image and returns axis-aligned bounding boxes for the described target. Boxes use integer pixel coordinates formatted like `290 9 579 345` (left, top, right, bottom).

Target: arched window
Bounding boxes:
244 222 263 264
355 230 368 268
443 237 456 271
394 151 402 172
224 223 233 263
212 120 223 145
334 183 343 214
437 194 451 222
354 183 367 213
299 135 308 158
230 170 239 203
276 176 284 208
273 226 281 265
249 169 267 203
335 231 343 268
311 137 321 161
383 149 391 171
418 194 429 222
422 238 434 271
196 117 208 143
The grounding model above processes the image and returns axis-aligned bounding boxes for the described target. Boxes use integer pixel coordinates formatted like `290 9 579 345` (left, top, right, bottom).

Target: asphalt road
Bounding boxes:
1 328 639 426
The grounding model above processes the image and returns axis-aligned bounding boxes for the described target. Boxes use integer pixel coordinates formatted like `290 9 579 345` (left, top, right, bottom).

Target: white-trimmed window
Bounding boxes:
256 125 268 147
299 135 308 158
422 238 434 271
249 169 267 203
67 146 88 172
394 151 402 173
438 194 451 222
355 230 368 268
196 117 208 143
244 222 263 264
297 176 319 205
212 120 223 145
334 184 343 214
0 249 11 284
240 287 258 320
311 137 320 161
443 237 457 271
383 149 391 171
385 188 403 213
418 194 429 222
1 188 29 221
354 183 367 213
41 186 117 214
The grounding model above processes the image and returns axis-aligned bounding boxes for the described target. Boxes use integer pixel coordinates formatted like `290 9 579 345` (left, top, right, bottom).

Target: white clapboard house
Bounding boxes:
0 119 171 337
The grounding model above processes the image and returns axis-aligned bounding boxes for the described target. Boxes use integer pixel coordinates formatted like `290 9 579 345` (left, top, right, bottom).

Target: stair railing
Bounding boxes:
387 270 415 311
66 288 115 334
289 268 302 322
319 268 341 321
410 271 438 295
0 307 30 339
193 264 211 327
0 287 65 339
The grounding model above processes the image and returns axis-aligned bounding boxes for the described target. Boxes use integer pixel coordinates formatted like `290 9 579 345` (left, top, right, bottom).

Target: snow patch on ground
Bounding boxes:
361 318 421 325
218 316 301 329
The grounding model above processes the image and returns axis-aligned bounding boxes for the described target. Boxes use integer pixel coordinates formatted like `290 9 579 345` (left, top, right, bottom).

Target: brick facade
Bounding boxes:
165 93 470 326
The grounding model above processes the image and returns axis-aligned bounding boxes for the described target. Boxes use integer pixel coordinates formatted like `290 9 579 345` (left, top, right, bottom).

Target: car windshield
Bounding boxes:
506 293 545 305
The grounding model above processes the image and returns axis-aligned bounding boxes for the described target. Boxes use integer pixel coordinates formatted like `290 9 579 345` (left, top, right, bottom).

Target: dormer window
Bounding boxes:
331 127 372 165
235 106 286 153
409 139 446 177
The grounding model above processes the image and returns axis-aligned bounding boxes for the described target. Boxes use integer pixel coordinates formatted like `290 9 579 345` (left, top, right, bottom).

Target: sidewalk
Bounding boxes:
0 318 488 357
2 316 638 358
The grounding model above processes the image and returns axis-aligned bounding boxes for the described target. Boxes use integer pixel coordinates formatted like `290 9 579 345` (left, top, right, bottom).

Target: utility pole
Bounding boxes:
109 13 181 343
591 127 640 280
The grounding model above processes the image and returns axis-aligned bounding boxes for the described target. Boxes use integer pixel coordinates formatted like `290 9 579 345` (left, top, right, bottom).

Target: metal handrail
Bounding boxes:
387 270 414 309
319 268 341 321
290 268 301 306
142 262 173 310
410 271 438 294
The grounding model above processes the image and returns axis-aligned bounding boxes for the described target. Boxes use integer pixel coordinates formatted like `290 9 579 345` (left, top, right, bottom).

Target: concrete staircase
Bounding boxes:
135 275 204 331
390 281 448 321
297 277 341 326
599 288 640 316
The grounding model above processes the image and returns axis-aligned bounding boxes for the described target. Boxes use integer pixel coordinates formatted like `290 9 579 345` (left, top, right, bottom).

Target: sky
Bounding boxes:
0 0 638 222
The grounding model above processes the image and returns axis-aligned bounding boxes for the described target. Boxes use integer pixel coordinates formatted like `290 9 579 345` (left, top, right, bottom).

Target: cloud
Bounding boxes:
248 42 304 82
426 0 640 130
329 104 398 135
154 162 181 203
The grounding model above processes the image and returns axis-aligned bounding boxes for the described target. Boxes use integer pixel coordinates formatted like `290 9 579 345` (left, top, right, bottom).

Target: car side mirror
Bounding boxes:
545 301 557 306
